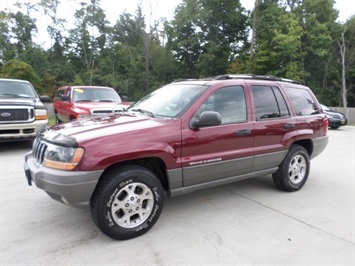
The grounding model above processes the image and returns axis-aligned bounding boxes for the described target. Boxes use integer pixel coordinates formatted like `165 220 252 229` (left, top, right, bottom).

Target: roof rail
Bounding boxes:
208 74 302 85
171 78 198 83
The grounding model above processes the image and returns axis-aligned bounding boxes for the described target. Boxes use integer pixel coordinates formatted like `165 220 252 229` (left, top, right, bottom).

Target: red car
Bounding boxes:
25 75 329 240
53 85 130 123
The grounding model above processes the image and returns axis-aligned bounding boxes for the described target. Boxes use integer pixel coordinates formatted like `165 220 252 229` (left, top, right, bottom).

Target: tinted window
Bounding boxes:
284 87 320 116
252 85 289 120
195 86 247 124
55 89 64 98
272 86 290 117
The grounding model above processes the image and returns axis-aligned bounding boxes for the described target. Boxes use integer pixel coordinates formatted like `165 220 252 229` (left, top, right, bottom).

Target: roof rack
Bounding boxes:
171 78 199 83
207 74 302 85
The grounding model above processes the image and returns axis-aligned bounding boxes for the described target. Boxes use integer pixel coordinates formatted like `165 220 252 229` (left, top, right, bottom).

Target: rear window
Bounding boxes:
284 87 320 116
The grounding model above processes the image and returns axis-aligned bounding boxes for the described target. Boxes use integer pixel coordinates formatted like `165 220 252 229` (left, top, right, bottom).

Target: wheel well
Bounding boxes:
101 157 169 191
293 139 313 156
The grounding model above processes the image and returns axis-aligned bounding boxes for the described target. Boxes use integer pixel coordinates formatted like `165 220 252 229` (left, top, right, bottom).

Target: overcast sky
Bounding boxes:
0 0 353 48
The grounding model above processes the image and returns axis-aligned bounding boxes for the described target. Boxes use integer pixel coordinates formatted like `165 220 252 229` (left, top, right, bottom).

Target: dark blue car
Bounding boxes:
321 104 348 129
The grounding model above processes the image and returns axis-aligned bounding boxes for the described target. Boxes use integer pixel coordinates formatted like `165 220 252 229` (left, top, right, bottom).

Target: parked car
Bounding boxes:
0 78 50 142
320 104 348 129
24 74 329 240
53 85 130 123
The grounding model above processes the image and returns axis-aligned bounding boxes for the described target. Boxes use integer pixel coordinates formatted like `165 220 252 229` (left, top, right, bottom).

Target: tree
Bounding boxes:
67 0 110 84
166 0 249 78
1 59 43 94
252 1 304 79
342 16 355 107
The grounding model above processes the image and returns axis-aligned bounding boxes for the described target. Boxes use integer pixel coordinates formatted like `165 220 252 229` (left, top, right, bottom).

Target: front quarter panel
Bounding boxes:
76 119 182 171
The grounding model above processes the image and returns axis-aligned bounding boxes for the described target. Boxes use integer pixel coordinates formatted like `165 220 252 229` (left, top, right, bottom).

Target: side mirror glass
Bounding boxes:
40 95 51 102
61 95 70 102
190 111 222 129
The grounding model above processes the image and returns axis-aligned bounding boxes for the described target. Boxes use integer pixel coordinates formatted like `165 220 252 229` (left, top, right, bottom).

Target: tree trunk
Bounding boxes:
249 0 258 71
339 30 347 109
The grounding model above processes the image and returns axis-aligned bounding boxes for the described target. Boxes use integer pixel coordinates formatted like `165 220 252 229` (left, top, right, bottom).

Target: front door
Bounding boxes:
181 85 254 187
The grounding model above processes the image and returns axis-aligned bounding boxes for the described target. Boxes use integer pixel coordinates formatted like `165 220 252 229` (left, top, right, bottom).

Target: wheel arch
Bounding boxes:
292 139 313 156
95 157 169 194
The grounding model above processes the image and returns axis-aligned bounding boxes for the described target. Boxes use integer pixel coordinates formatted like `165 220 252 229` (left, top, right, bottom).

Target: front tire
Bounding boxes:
91 165 164 240
272 145 310 192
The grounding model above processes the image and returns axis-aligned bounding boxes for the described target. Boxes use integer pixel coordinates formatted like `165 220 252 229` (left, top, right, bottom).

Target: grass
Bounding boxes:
48 116 56 126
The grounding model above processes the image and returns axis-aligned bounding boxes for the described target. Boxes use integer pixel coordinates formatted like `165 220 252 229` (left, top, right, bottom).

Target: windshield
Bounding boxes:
73 87 121 103
0 80 37 98
321 104 331 111
128 84 208 118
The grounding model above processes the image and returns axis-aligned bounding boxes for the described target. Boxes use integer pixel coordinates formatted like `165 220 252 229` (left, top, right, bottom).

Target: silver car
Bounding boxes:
0 78 50 141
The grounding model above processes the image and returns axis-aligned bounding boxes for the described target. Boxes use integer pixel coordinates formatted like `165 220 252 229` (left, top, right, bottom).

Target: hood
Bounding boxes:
74 101 129 108
43 113 175 145
323 109 345 119
0 97 43 107
73 101 129 112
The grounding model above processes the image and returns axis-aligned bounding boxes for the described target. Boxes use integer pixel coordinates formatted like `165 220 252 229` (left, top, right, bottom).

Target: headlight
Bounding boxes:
43 144 84 170
325 114 333 119
35 109 48 120
77 114 90 119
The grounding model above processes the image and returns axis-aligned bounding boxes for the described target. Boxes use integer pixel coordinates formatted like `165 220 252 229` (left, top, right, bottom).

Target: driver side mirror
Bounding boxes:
61 95 70 102
189 111 222 129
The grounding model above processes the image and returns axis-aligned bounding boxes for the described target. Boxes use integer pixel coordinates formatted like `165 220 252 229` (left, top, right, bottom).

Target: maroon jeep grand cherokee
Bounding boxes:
24 75 329 240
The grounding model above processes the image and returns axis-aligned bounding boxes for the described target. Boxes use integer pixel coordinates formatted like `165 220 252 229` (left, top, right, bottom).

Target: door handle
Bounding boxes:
235 129 251 136
284 123 295 129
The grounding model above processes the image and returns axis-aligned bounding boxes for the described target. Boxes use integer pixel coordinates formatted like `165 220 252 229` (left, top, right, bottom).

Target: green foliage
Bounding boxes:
165 0 248 78
0 0 354 106
1 59 44 94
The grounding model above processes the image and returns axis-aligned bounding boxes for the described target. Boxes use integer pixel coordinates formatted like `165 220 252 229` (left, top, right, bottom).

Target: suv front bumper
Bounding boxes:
0 120 48 141
24 152 104 207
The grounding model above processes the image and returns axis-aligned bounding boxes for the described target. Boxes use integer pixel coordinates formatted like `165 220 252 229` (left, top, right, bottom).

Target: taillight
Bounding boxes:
323 117 328 135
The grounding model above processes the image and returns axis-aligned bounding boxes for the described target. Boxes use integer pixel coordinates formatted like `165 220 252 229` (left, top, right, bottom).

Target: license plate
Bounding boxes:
341 120 346 125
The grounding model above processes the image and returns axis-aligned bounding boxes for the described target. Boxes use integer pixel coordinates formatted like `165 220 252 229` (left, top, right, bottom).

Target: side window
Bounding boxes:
252 85 290 120
284 87 320 116
272 86 290 117
55 89 64 99
195 86 247 125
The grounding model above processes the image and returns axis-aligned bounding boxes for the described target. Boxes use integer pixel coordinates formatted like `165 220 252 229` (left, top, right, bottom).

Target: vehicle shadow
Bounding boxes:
0 140 33 152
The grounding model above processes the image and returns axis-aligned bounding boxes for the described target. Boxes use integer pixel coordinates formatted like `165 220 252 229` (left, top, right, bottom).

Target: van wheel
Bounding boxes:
272 145 310 192
91 165 164 240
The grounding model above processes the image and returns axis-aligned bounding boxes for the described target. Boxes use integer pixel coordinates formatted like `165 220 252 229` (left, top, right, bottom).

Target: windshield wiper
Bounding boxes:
1 94 32 98
130 108 155 117
98 100 114 102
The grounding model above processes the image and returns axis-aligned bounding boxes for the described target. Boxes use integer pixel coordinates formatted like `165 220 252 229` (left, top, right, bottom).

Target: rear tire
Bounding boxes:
272 145 310 192
91 165 164 240
55 114 62 124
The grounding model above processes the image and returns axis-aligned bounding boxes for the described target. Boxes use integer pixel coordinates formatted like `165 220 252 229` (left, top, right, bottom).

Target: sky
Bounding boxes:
0 0 354 48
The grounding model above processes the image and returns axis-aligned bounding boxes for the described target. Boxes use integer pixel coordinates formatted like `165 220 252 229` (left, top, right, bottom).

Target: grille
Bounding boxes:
92 110 114 114
32 138 48 165
91 108 123 115
0 106 34 123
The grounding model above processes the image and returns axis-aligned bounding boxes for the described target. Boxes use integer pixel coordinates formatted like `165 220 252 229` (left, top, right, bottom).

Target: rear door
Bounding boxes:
250 84 298 172
181 84 254 186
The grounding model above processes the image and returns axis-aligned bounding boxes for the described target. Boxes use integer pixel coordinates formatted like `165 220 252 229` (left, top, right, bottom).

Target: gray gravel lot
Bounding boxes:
0 126 354 265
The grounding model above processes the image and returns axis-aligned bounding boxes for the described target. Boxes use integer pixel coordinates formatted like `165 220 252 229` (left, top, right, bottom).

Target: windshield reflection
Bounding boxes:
128 84 208 118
